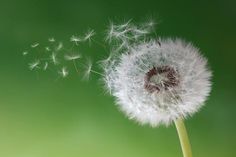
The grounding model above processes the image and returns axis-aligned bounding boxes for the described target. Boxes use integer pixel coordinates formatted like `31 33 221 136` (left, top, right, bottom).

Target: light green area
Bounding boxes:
0 0 236 157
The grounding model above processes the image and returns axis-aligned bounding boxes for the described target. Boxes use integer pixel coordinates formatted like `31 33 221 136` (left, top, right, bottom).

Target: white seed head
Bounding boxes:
103 38 212 126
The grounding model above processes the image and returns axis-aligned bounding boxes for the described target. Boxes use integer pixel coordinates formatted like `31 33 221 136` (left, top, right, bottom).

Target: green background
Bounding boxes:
0 0 235 156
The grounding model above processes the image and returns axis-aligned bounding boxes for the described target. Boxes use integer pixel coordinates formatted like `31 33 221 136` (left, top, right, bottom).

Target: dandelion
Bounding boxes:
28 60 40 70
31 43 39 48
64 53 81 61
102 37 212 157
58 66 68 78
70 35 81 45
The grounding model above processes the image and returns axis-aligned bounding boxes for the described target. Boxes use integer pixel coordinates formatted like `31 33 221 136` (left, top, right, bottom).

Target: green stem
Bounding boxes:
174 119 193 157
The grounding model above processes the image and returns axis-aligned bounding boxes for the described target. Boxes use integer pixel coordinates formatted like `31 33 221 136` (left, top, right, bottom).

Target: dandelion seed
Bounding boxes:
55 42 63 51
43 62 48 70
50 52 59 65
64 53 81 61
31 43 39 48
22 51 28 56
106 22 115 42
144 18 157 28
48 37 55 42
83 59 92 80
45 47 51 51
83 29 95 42
132 28 149 35
117 19 132 29
29 60 40 70
58 66 68 78
70 35 81 45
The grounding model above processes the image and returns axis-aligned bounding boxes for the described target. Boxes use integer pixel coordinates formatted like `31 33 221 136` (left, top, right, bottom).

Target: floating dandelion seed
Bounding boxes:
55 42 63 51
83 29 95 43
50 52 59 65
106 22 114 42
48 37 55 42
45 47 51 51
43 62 48 70
117 19 132 29
83 59 92 80
31 43 39 48
64 53 81 61
70 35 81 45
22 51 28 56
58 66 68 78
28 60 40 70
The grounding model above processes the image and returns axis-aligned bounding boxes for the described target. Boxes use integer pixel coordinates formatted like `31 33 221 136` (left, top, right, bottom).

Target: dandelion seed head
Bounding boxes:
103 38 212 126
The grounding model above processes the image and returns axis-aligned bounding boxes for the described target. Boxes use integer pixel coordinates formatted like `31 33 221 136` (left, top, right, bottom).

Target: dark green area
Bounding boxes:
0 0 235 156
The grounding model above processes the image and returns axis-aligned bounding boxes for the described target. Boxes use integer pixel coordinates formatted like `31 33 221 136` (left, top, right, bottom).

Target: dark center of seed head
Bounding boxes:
144 66 179 93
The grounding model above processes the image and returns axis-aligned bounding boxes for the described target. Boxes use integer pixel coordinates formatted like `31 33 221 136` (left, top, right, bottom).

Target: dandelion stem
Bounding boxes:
174 119 193 157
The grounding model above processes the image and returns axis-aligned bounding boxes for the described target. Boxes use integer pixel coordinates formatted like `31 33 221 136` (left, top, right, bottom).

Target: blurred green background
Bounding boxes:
0 0 236 157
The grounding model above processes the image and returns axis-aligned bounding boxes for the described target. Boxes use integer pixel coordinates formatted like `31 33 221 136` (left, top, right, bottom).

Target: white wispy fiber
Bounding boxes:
70 35 82 45
43 62 48 70
50 52 59 65
29 60 40 70
83 58 92 80
58 66 69 78
48 37 55 42
22 51 28 56
55 42 63 51
64 53 81 61
103 38 212 126
105 20 155 53
31 43 39 48
83 29 95 42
